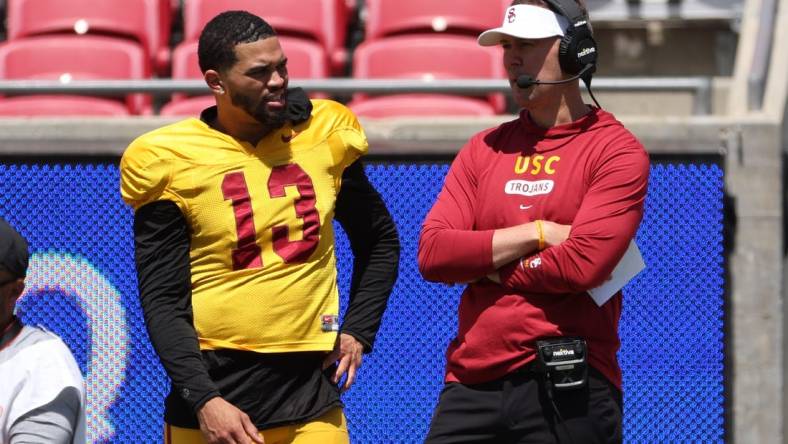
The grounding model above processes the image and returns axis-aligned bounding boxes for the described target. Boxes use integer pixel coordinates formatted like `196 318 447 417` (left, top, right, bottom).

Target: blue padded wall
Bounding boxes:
0 160 723 443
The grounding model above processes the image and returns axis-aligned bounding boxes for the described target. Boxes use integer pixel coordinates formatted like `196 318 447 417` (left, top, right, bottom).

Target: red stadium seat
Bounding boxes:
159 95 214 117
0 35 151 115
348 94 497 118
364 0 511 40
161 37 329 117
6 0 171 74
182 0 348 73
348 34 505 118
0 96 131 116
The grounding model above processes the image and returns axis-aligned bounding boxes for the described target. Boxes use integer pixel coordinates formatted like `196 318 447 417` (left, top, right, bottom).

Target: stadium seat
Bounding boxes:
364 0 511 40
348 34 505 118
0 96 131 116
0 35 151 115
6 0 171 74
182 0 348 73
161 37 329 117
348 94 497 118
159 95 214 117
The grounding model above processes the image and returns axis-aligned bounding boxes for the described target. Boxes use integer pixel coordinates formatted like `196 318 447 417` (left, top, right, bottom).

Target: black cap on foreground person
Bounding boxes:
0 216 29 280
0 216 29 339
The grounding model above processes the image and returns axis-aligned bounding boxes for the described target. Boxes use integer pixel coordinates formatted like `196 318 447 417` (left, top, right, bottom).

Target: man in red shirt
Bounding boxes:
418 0 649 442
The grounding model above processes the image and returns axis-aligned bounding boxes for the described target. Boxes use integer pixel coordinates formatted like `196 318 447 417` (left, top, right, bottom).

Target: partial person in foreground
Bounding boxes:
120 10 399 444
0 216 86 444
418 0 649 442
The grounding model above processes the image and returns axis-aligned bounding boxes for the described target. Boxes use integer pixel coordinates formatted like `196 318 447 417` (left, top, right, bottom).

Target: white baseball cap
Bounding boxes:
478 4 570 46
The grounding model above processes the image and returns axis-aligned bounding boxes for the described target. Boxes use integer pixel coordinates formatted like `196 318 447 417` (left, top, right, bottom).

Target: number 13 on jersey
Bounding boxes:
221 163 321 270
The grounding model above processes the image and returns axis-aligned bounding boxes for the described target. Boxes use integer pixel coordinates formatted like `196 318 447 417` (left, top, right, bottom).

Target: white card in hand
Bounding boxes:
587 240 645 306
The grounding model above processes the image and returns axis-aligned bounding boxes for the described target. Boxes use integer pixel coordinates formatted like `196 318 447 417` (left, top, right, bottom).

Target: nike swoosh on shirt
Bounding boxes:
519 204 533 210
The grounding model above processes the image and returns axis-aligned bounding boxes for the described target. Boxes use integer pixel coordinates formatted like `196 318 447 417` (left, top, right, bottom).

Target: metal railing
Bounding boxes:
747 0 777 110
0 76 714 114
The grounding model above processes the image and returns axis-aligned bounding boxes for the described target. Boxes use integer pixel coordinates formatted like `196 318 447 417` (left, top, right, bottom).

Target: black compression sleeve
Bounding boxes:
133 201 220 414
334 161 400 353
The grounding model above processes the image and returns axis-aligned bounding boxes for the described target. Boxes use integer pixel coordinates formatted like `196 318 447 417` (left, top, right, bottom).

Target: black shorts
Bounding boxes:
164 350 343 430
425 366 623 444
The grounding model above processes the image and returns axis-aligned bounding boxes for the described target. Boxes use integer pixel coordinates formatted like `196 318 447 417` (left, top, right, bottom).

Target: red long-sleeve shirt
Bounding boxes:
418 108 649 389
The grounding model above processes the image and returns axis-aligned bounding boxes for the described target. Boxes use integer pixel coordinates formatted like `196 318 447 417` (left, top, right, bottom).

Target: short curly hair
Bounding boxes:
198 10 277 73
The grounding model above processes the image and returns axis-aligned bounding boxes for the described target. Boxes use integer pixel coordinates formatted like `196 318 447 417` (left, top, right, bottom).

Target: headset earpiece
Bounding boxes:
558 28 597 74
544 0 598 75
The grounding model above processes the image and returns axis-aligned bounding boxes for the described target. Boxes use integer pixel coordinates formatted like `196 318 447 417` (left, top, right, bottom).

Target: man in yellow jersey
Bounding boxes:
120 11 399 444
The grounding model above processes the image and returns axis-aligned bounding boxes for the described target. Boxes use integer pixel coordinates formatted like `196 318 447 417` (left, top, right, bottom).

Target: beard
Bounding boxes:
231 90 288 130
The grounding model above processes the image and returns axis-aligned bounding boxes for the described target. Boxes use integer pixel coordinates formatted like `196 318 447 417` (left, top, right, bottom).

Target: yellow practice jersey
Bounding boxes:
120 100 368 353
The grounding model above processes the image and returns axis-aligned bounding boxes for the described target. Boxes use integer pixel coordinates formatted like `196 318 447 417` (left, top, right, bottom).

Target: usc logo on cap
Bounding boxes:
507 8 517 23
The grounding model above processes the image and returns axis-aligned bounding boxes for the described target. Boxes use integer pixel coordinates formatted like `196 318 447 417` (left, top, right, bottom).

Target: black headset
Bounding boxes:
542 0 598 77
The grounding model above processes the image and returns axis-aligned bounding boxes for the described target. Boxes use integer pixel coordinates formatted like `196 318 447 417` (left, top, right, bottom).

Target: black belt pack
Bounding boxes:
534 337 588 391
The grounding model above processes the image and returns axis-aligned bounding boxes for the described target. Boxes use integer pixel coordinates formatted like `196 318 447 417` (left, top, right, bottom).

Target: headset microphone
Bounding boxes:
515 64 594 89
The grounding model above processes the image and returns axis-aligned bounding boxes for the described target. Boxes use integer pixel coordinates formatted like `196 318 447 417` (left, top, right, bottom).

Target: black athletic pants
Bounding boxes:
424 366 623 444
